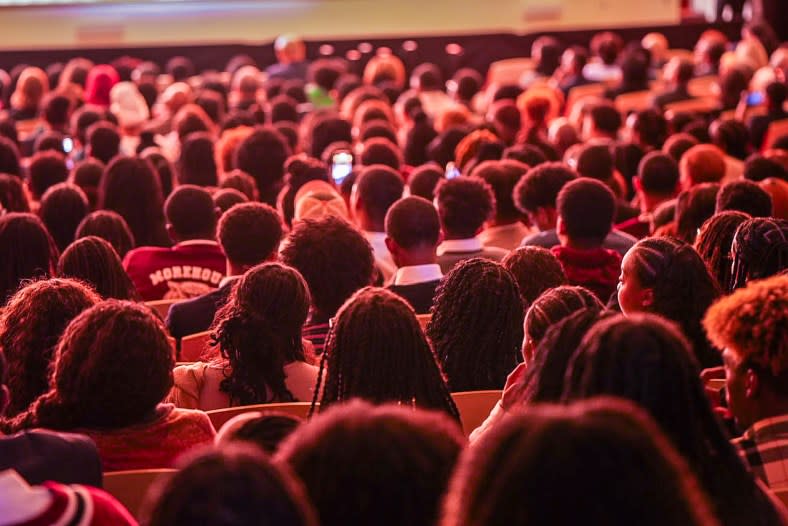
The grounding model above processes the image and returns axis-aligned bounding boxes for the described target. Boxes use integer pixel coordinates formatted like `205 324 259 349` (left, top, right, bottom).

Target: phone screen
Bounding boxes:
331 151 353 185
746 91 764 107
445 162 460 180
62 137 74 154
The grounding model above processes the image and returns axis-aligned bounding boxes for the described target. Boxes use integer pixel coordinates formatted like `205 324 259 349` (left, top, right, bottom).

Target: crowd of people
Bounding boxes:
0 19 787 526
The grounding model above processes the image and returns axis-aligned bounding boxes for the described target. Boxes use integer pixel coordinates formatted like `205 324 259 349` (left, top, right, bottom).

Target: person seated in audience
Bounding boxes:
0 175 28 213
445 399 718 526
27 150 69 210
703 275 788 488
604 47 650 100
551 45 591 97
580 101 622 143
8 301 215 471
410 63 454 120
214 411 302 454
75 210 135 259
0 469 136 525
351 164 404 282
428 258 523 391
167 202 283 340
583 32 623 83
8 66 48 122
434 176 508 273
617 236 720 368
124 185 226 301
143 444 316 526
501 246 567 308
276 401 464 526
447 68 483 109
519 36 562 88
234 126 292 205
473 160 534 250
716 179 773 217
552 178 622 302
710 119 751 182
574 143 637 220
266 34 310 81
485 100 521 146
38 184 89 253
406 163 442 201
384 196 443 314
695 39 726 78
564 313 784 526
694 211 750 291
0 213 58 305
641 32 669 72
57 236 138 300
177 132 218 187
617 151 680 238
749 81 788 150
314 287 459 417
679 144 727 191
663 132 699 162
715 66 750 113
85 121 121 165
280 216 375 354
652 57 695 110
170 263 318 410
729 217 788 291
213 188 248 214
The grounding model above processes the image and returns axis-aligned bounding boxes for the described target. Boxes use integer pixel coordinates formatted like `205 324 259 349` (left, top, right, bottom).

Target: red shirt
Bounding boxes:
123 240 226 301
551 245 622 302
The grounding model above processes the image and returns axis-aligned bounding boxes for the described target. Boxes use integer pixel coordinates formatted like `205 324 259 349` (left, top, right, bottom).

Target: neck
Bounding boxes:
640 193 671 214
395 247 438 267
562 236 605 250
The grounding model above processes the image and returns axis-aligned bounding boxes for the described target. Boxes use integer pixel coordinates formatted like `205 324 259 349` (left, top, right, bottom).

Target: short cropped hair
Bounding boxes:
28 151 68 200
588 102 622 136
502 246 567 306
385 196 440 249
435 176 495 238
557 178 616 243
354 165 404 225
218 202 283 266
407 164 443 201
360 138 403 170
513 162 577 214
638 151 679 196
473 160 528 223
743 154 787 182
164 185 217 239
716 180 772 218
680 145 726 187
86 122 121 165
576 144 614 181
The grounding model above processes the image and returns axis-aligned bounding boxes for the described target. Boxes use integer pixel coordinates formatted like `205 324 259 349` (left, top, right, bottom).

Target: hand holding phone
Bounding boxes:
331 151 354 186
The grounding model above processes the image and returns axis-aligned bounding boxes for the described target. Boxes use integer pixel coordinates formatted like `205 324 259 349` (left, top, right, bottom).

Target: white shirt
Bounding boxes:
393 264 443 286
363 231 397 281
437 237 484 255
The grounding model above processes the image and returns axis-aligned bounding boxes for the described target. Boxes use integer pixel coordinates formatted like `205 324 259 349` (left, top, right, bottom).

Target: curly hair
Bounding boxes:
280 216 375 319
233 126 292 205
0 213 59 304
9 300 174 431
314 287 459 419
512 161 577 215
428 259 523 391
502 246 567 307
57 236 138 300
729 218 788 291
442 398 718 526
0 278 99 417
211 263 310 406
704 274 788 376
675 183 720 244
38 183 89 252
75 210 135 259
563 313 783 526
523 285 602 350
434 176 495 239
694 211 749 292
622 237 721 368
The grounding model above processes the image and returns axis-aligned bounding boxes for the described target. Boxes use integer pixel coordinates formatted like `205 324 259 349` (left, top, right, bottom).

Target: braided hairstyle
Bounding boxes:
212 263 311 406
313 287 459 420
563 313 783 526
427 258 523 391
694 211 749 292
729 217 788 291
0 212 59 304
523 285 602 353
621 237 721 368
57 236 139 300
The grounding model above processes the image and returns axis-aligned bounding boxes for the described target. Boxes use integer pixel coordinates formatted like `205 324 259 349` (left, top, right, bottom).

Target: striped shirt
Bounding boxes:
302 312 330 355
733 414 788 488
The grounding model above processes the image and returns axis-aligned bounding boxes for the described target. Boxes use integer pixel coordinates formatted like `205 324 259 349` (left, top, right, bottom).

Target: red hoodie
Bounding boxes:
551 245 622 302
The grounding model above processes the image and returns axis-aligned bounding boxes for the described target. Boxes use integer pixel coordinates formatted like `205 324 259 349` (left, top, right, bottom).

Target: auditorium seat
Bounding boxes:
664 97 718 120
103 469 176 519
487 57 535 86
450 390 502 436
145 299 181 320
179 330 213 362
206 402 314 430
614 90 653 114
565 83 607 116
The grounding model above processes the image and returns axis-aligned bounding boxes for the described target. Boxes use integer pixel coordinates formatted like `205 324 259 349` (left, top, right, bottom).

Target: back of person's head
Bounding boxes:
679 144 726 189
502 246 567 307
218 202 283 268
411 63 444 91
407 163 443 201
42 93 72 129
442 398 717 526
71 106 104 146
385 196 440 250
220 169 259 201
619 237 720 367
98 156 166 247
269 94 299 123
0 174 28 213
675 183 721 244
718 66 749 109
214 188 249 214
316 287 458 415
277 401 464 526
434 176 495 238
307 115 352 160
716 180 772 217
428 259 523 391
70 158 105 209
86 121 120 165
694 211 750 292
710 119 750 160
142 148 176 198
178 131 218 187
212 262 310 405
627 109 667 149
513 162 577 223
166 56 195 82
75 210 135 259
449 68 483 102
766 80 787 110
744 154 788 182
403 110 438 167
353 164 404 228
575 143 614 182
592 31 623 65
57 236 137 301
38 183 89 252
662 132 699 162
281 216 374 318
359 120 397 145
637 151 679 197
0 136 21 177
0 278 99 417
234 126 292 204
215 411 303 453
164 185 217 241
28 150 68 200
586 101 622 138
144 444 318 526
730 217 788 291
359 138 403 170
0 213 58 304
523 285 602 352
472 159 528 223
556 178 616 245
503 143 547 167
17 300 173 431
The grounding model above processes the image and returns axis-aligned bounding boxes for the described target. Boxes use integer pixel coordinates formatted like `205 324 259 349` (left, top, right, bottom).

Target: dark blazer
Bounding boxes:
0 429 102 486
387 279 441 314
166 280 235 341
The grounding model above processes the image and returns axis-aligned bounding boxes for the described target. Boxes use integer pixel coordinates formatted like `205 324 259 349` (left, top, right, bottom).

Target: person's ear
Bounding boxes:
556 215 566 235
384 236 398 256
640 287 655 309
633 176 642 193
436 230 445 246
165 223 177 243
744 368 761 399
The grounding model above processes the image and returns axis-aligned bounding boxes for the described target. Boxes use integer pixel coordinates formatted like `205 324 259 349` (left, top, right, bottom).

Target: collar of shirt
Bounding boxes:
218 275 241 289
393 264 443 286
175 239 220 248
437 237 483 255
743 414 788 442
